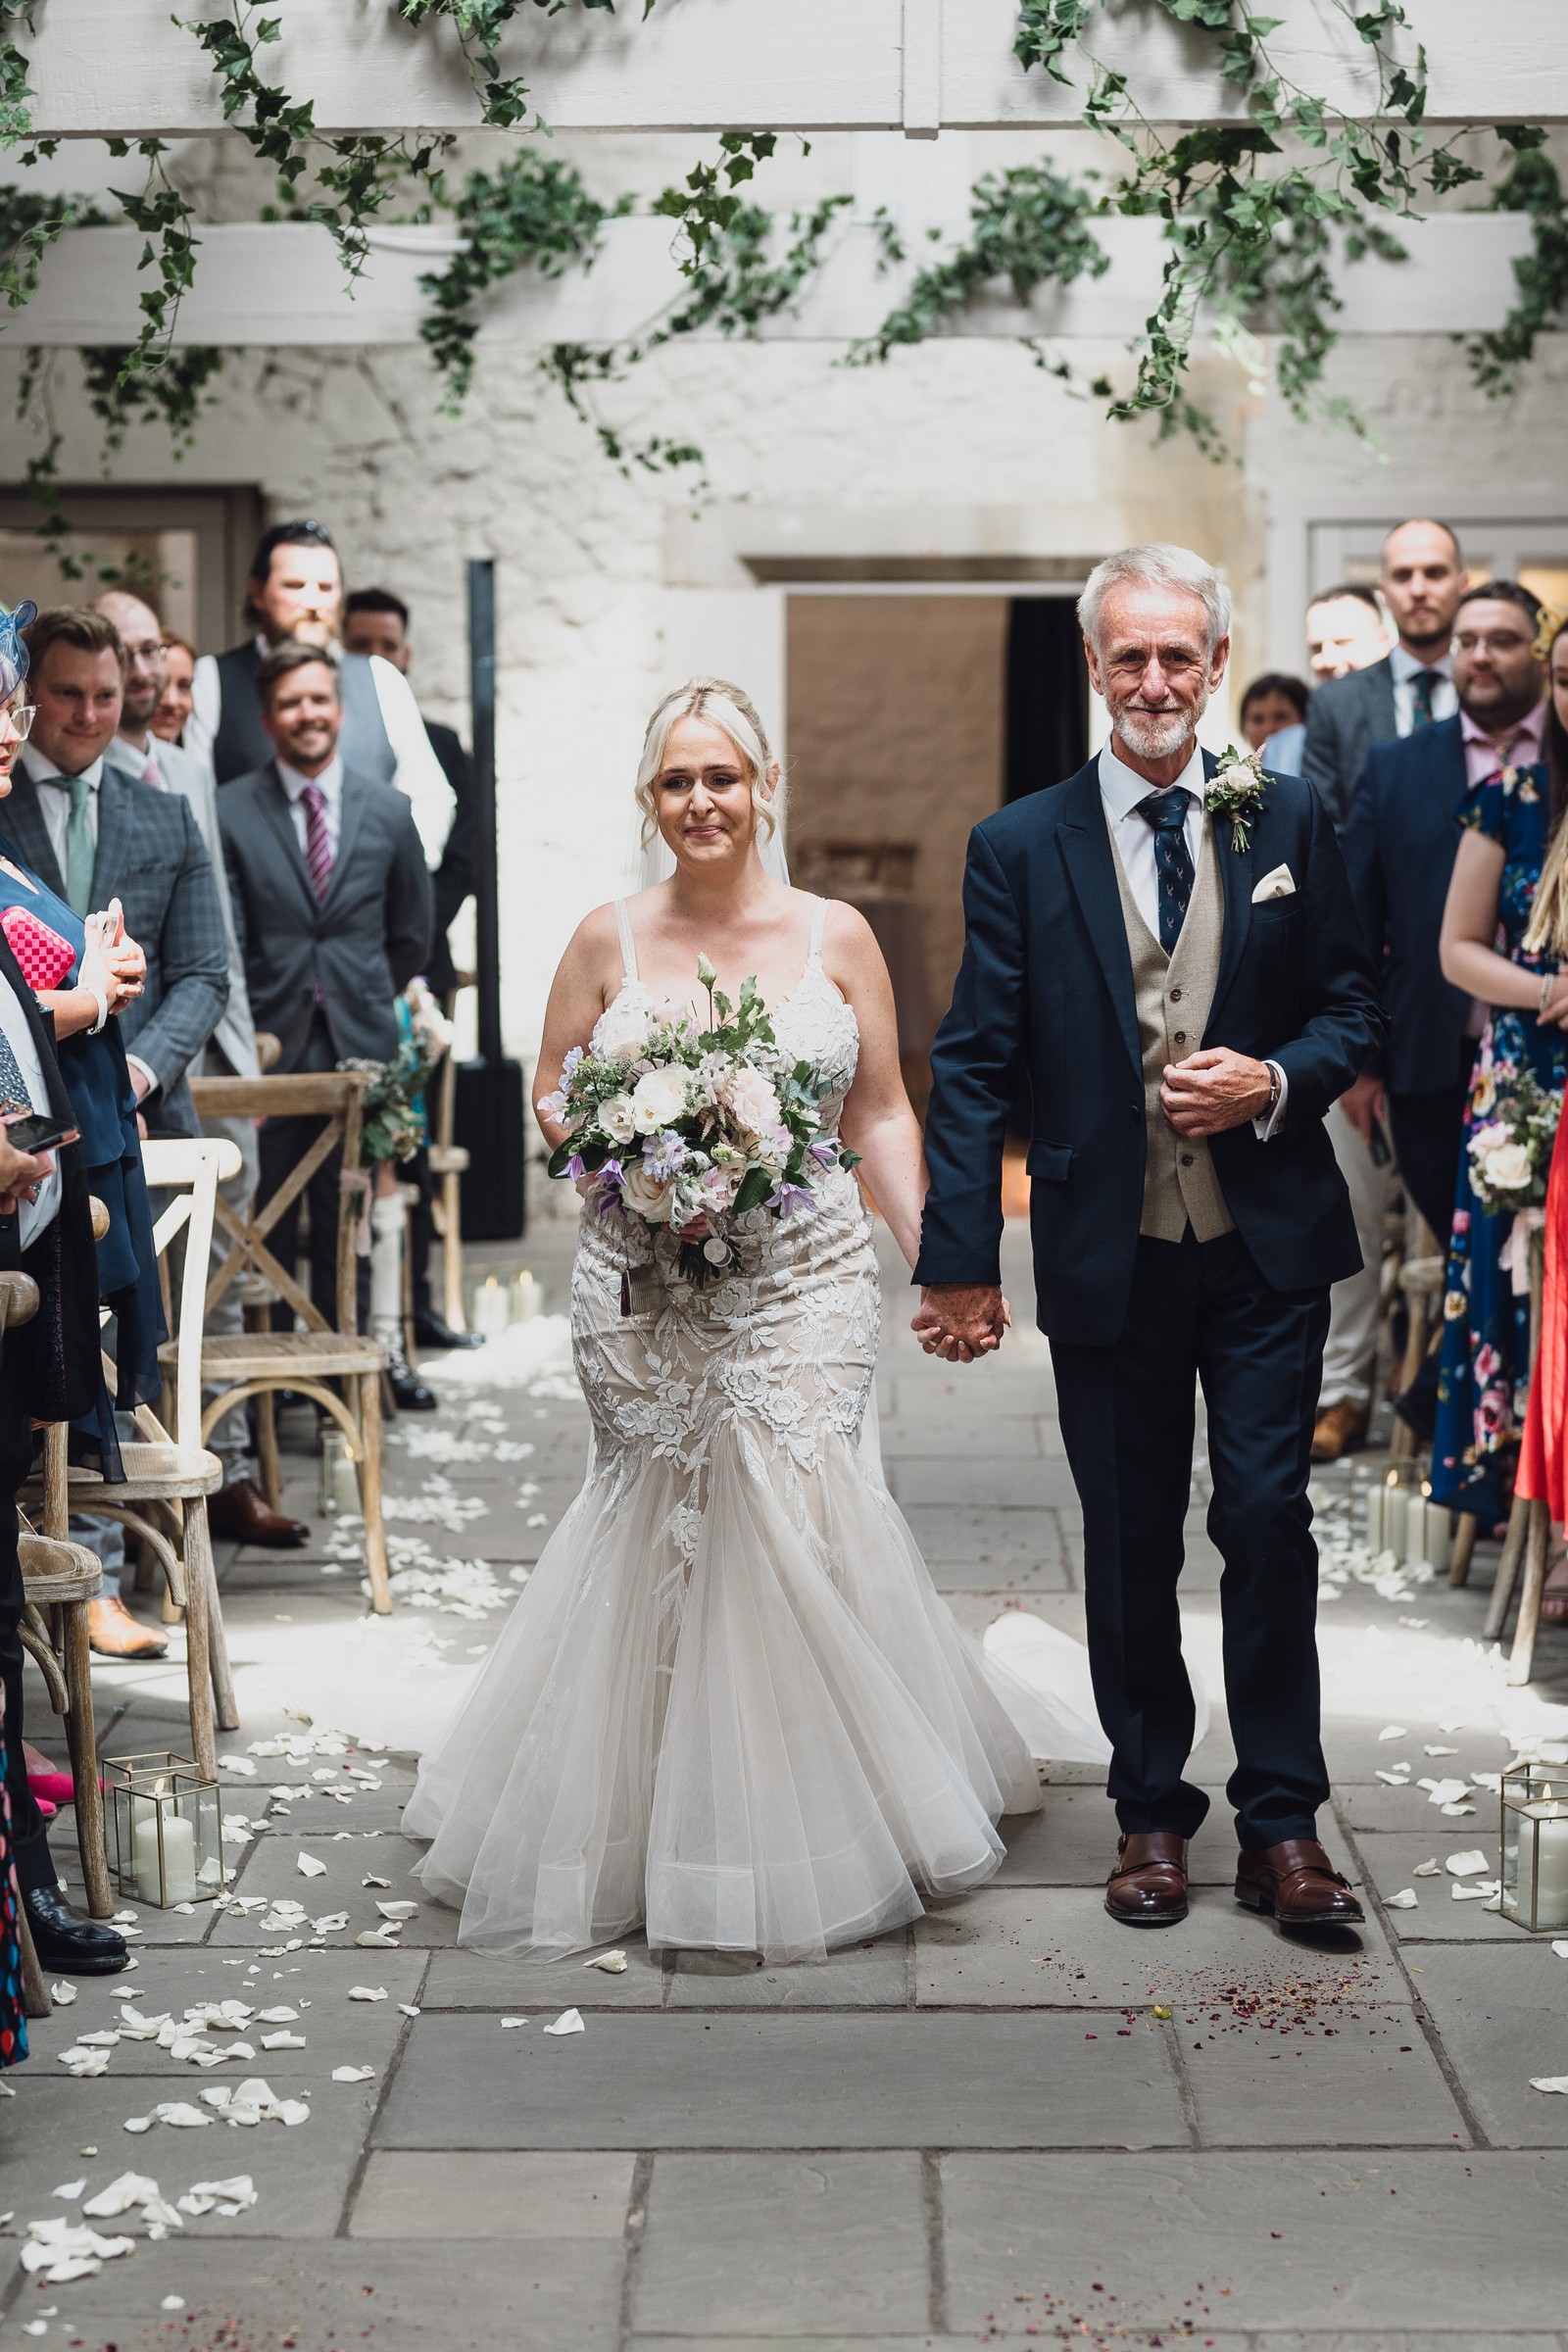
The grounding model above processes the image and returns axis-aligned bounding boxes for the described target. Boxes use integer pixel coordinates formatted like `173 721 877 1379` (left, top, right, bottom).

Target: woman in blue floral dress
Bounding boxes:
1431 761 1568 1524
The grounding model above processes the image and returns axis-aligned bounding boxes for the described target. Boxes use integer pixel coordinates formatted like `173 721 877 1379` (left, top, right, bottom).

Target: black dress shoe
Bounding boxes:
390 1364 437 1412
24 1885 128 1975
414 1308 483 1351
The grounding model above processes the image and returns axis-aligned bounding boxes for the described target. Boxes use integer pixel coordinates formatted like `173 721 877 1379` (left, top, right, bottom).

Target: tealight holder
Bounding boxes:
1499 1763 1568 1932
105 1751 224 1910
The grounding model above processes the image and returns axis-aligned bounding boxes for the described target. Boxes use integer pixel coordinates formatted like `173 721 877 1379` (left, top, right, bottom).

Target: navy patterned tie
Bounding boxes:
1136 789 1195 955
1409 668 1438 730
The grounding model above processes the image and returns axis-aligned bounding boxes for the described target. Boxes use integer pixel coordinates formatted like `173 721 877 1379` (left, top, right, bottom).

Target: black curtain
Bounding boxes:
1005 598 1088 802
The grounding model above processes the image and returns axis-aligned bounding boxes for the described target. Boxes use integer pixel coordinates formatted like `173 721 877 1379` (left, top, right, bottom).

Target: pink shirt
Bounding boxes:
1461 698 1546 787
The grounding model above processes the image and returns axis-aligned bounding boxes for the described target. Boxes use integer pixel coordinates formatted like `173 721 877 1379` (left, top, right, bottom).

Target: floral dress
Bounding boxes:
1431 767 1568 1523
0 1690 26 2071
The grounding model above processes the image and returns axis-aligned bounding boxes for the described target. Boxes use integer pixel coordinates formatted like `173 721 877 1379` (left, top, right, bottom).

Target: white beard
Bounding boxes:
1114 705 1199 763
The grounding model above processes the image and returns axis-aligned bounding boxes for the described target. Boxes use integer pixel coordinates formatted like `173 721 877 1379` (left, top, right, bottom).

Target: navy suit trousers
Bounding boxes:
1052 1228 1331 1849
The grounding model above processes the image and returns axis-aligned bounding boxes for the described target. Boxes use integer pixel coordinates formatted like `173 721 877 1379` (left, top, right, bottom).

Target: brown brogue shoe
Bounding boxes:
1310 1400 1367 1462
208 1477 310 1549
1236 1838 1364 1928
1104 1831 1189 1927
86 1594 169 1660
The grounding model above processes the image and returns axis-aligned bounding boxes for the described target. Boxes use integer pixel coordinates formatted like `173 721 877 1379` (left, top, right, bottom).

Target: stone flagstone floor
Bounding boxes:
3 1217 1568 2351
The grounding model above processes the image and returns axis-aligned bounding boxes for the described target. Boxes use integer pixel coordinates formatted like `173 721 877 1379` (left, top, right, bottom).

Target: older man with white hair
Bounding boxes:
913 542 1384 1936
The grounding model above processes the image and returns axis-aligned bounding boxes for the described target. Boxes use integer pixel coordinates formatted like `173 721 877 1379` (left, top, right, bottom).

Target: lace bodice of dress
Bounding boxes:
589 895 860 1131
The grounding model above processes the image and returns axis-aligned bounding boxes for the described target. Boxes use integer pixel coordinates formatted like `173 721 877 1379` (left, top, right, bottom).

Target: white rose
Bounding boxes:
1484 1141 1533 1190
631 1066 689 1132
724 1065 781 1137
600 1094 636 1144
595 1001 653 1061
621 1161 674 1222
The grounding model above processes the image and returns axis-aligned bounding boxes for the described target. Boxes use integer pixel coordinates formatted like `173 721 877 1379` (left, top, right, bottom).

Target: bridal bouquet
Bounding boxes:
541 956 859 1286
1467 1065 1561 1217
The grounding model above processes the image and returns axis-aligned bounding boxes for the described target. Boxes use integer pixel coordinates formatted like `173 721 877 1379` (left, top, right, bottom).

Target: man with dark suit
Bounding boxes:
914 544 1383 1934
0 625 129 1967
220 641 432 1334
342 587 479 1350
1344 579 1549 1255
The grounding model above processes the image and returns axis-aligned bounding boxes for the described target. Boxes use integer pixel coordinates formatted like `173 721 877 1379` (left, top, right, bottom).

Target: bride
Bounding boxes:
405 676 1104 1963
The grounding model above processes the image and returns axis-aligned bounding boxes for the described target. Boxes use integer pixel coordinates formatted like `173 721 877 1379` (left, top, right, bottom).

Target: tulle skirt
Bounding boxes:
406 1175 1068 1964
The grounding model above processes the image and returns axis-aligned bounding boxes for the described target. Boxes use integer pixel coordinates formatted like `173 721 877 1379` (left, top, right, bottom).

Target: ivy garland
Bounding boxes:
0 0 1563 523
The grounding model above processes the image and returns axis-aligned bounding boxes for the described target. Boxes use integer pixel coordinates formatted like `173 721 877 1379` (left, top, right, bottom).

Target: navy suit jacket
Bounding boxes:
914 756 1385 1348
1340 714 1472 1097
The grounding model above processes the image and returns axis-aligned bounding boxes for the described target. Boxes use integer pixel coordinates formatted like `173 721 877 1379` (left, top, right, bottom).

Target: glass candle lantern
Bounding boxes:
1368 1462 1425 1560
1499 1764 1568 1932
105 1751 224 1909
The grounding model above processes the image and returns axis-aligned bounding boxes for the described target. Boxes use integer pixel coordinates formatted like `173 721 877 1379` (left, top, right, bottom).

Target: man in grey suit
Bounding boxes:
94 590 310 1550
220 641 431 1331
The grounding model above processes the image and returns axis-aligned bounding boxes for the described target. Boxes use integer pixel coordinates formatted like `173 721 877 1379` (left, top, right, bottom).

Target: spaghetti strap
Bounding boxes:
808 895 828 961
613 898 639 982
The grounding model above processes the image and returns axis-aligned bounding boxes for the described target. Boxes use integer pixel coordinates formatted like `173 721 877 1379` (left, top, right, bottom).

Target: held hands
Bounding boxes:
0 1133 50 1216
911 1283 1011 1364
1338 1069 1387 1144
1160 1047 1273 1138
82 899 145 1019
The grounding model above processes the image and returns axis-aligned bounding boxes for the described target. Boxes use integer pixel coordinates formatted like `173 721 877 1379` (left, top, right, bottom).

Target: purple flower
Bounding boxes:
769 1182 816 1219
645 1129 688 1183
566 1152 586 1182
808 1140 835 1167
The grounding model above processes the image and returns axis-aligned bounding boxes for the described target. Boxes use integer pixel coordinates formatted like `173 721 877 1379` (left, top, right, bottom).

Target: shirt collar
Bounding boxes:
1098 735 1205 821
1390 642 1451 686
20 743 105 791
1460 699 1546 755
276 754 344 805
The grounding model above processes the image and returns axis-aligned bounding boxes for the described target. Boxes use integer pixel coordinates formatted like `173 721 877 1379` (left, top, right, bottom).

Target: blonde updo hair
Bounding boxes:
634 675 782 850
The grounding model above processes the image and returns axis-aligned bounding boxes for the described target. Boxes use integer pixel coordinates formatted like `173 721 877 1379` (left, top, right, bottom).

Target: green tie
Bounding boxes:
62 774 93 916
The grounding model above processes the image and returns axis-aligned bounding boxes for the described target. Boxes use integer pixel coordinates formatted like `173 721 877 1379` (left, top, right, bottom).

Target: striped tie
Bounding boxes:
301 781 333 902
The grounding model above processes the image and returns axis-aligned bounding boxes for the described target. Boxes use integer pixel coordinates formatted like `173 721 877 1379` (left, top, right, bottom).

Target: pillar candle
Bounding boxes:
134 1810 197 1905
1513 1802 1568 1930
471 1277 511 1335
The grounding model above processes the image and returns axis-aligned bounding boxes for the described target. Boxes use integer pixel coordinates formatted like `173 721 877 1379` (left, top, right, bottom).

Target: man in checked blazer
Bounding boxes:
12 608 229 1139
220 640 431 1330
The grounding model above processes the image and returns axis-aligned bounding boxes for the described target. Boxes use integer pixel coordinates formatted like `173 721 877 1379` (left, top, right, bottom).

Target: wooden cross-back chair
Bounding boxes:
184 1068 392 1613
24 1138 241 1792
2 1265 113 1919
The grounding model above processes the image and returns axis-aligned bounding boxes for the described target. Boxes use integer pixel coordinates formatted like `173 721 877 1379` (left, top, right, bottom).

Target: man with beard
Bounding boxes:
915 543 1383 1933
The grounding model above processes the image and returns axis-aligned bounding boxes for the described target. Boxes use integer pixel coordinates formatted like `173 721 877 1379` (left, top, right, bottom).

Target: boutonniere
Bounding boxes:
1206 744 1268 854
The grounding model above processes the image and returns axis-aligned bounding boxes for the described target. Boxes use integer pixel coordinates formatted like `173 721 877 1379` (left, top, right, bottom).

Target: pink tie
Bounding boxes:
302 782 334 903
141 752 166 791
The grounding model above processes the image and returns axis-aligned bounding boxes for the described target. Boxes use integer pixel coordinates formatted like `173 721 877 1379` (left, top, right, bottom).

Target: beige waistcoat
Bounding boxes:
1109 816 1237 1246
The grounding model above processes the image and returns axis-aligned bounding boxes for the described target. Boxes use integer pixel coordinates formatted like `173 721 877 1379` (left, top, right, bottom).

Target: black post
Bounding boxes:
453 557 526 1239
468 559 502 1066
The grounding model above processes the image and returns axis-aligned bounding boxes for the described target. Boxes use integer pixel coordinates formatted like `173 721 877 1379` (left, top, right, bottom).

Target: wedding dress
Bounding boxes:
406 897 1104 1963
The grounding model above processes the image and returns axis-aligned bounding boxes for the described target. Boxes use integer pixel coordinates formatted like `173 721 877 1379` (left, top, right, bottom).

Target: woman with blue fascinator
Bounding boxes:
0 600 163 1478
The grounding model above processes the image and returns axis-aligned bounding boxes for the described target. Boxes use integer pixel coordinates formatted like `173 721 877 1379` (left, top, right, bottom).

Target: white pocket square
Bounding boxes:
1252 863 1296 904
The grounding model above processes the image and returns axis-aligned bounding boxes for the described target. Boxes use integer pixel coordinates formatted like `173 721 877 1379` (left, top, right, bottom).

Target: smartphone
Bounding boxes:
1 1110 78 1152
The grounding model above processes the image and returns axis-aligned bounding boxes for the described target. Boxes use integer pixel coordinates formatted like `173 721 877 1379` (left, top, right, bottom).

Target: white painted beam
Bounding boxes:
4 213 1537 347
19 0 1568 138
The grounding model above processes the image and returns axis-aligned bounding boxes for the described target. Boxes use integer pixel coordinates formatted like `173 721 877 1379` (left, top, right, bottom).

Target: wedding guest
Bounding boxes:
1240 672 1309 756
91 591 305 1550
342 586 479 1351
188 520 454 865
220 642 431 1346
1264 585 1392 780
1302 520 1465 832
152 631 196 747
1429 586 1561 1525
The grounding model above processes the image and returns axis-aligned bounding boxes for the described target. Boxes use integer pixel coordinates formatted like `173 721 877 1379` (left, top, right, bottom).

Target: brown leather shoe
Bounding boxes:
1310 1399 1367 1462
208 1477 309 1549
86 1594 169 1659
1104 1832 1189 1927
1236 1838 1364 1927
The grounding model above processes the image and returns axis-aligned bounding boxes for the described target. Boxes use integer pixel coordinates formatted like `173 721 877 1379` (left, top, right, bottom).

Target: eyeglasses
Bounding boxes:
1453 632 1535 656
1 703 35 741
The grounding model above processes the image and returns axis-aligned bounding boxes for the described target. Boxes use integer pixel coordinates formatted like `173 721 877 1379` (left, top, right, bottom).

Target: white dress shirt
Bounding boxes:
1389 641 1456 736
19 743 104 878
276 754 345 860
1099 737 1288 1143
0 961 62 1246
189 643 453 866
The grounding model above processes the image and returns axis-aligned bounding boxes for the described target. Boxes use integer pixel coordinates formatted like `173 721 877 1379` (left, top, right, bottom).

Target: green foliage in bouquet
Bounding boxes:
1466 1066 1562 1219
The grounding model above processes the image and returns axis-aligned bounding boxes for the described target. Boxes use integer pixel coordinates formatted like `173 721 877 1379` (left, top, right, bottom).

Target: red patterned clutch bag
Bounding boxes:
1 903 76 991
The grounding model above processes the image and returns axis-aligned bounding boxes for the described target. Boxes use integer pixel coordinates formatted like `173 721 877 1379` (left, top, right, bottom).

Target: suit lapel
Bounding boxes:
258 763 321 916
1207 778 1254 1031
1055 761 1141 1078
91 768 137 909
321 767 367 910
5 769 66 899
